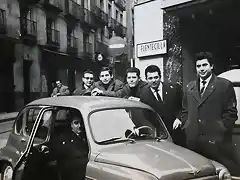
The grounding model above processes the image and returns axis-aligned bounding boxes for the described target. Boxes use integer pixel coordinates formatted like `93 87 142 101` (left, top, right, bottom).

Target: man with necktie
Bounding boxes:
174 52 240 176
140 65 185 146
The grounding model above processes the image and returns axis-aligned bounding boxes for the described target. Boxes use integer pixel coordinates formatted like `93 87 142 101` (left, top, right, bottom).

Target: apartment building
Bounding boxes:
0 0 127 112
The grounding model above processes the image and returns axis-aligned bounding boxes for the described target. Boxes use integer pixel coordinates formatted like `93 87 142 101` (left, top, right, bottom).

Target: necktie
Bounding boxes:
200 80 207 96
154 89 162 101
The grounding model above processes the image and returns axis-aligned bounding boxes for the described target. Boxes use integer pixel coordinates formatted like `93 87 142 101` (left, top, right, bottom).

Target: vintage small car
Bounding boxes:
0 96 231 180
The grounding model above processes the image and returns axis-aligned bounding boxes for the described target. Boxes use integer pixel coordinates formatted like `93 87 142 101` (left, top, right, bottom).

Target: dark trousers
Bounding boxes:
187 137 240 176
57 159 87 180
169 128 186 147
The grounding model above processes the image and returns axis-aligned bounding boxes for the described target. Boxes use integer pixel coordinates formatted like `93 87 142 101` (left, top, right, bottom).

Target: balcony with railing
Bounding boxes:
80 8 96 29
93 6 108 26
46 27 60 49
96 38 108 56
85 41 93 58
43 0 63 13
115 22 126 38
66 0 83 20
67 35 78 54
0 9 6 34
21 18 37 45
108 17 117 30
114 0 126 11
79 41 93 59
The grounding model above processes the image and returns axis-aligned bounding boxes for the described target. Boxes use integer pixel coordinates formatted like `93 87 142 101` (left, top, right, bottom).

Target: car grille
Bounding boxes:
190 175 218 180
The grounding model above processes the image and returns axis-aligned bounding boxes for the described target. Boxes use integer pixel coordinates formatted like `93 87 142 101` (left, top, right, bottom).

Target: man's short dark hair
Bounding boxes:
145 65 161 78
100 67 113 76
83 69 94 77
196 52 214 65
126 67 140 77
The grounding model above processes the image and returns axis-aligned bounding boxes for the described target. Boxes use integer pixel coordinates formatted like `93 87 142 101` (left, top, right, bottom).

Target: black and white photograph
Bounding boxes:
0 0 239 179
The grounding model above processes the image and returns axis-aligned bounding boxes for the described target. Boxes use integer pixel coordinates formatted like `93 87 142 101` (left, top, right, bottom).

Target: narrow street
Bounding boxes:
0 121 14 148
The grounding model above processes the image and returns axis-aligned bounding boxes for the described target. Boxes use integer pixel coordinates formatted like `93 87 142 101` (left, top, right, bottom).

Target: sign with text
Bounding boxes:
137 40 167 58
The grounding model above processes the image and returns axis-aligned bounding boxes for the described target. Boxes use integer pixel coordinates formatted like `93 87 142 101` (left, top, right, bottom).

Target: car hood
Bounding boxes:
95 141 216 179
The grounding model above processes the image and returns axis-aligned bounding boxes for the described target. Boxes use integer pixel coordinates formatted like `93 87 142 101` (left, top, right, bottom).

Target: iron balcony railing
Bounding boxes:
0 9 6 34
81 8 94 25
108 17 117 30
46 27 60 46
79 41 93 58
67 35 78 53
45 0 63 9
96 39 108 53
22 18 37 36
114 0 126 10
68 0 82 19
116 22 126 37
93 6 108 24
86 41 93 55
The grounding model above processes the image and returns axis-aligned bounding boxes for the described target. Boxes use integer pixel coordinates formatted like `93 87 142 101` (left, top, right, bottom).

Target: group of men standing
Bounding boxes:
51 51 240 176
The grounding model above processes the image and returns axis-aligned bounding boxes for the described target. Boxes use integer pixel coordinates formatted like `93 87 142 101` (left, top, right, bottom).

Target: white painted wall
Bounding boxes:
134 0 164 80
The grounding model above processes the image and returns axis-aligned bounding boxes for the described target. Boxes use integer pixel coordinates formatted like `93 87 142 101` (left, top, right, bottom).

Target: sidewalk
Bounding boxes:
0 112 18 123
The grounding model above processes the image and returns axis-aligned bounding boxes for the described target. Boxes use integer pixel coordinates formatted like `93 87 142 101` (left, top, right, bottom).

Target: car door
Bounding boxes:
12 107 55 180
3 106 44 165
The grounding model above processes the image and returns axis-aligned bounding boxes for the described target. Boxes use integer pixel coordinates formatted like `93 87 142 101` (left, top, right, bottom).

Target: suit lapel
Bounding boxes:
199 75 216 106
162 83 166 102
190 81 201 104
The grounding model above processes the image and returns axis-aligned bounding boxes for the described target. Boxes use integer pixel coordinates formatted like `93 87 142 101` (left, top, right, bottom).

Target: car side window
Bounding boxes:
23 108 41 136
15 107 40 135
34 110 53 144
15 111 25 134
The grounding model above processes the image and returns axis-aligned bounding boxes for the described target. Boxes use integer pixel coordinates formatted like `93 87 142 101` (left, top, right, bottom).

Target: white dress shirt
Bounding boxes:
150 82 163 101
200 74 212 94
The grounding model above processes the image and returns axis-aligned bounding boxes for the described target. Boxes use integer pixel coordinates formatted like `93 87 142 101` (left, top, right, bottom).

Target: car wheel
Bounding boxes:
1 164 13 180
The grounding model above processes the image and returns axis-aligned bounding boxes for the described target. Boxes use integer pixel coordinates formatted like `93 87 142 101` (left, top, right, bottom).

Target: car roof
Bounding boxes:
28 96 153 112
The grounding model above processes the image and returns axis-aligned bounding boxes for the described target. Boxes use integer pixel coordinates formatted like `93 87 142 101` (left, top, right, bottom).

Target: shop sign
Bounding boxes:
137 40 167 58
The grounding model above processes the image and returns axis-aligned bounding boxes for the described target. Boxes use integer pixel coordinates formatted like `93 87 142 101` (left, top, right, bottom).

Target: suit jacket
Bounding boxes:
181 75 238 146
51 85 70 97
90 79 124 96
102 80 148 98
140 82 182 133
72 83 92 96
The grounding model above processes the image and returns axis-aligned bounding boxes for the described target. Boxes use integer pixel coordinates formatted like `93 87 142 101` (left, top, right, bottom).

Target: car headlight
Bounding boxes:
218 168 231 180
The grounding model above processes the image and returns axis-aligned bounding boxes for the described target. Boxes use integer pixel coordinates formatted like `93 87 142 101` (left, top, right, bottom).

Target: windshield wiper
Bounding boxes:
99 137 135 145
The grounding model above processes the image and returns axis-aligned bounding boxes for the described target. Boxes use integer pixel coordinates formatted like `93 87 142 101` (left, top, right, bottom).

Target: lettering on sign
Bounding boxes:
137 40 167 58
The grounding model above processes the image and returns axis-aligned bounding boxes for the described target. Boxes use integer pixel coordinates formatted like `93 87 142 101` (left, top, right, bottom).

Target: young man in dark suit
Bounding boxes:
175 52 240 176
140 65 185 146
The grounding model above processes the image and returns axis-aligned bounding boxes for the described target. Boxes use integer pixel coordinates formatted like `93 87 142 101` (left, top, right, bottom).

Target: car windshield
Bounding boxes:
89 108 168 144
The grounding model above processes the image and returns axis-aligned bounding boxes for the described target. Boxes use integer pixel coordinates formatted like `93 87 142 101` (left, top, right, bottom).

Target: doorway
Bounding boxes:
165 0 240 84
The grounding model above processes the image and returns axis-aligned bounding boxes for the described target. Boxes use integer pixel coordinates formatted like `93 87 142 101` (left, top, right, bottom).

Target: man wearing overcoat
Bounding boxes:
175 52 240 176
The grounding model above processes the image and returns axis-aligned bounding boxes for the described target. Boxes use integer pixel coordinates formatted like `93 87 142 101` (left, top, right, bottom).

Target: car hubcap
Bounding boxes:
3 166 13 180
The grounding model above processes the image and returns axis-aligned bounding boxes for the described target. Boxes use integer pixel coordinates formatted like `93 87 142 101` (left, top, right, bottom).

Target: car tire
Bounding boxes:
1 164 13 180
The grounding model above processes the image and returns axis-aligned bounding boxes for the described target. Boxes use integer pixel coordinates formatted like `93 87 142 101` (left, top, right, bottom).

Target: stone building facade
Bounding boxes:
0 0 127 112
